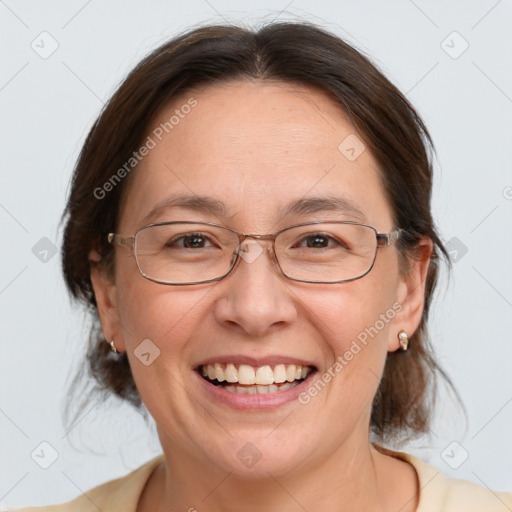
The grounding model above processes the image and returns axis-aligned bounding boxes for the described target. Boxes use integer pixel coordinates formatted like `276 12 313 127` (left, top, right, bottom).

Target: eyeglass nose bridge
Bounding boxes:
231 232 280 266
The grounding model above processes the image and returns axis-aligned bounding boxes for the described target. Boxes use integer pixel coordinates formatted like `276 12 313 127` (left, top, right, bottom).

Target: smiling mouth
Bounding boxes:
197 363 316 394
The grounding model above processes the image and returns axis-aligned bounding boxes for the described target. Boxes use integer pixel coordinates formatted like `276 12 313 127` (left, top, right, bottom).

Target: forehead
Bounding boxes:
118 80 392 231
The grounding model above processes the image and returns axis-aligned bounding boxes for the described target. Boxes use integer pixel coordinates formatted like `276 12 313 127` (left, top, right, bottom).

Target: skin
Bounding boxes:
90 80 431 512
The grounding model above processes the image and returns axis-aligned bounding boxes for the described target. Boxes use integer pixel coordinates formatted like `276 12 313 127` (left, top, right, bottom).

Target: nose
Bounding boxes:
213 239 297 337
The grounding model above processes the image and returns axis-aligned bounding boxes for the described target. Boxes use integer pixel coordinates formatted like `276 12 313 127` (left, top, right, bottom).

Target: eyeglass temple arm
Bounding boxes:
107 233 134 248
376 228 403 247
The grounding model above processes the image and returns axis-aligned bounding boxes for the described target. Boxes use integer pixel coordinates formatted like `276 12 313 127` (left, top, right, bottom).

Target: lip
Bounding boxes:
194 368 318 410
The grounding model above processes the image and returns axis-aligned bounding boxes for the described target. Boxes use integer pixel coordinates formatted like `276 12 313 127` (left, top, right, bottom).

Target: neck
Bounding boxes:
140 431 412 512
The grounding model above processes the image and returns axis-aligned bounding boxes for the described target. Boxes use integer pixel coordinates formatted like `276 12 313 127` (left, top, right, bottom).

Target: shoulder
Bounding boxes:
384 447 512 512
4 454 164 512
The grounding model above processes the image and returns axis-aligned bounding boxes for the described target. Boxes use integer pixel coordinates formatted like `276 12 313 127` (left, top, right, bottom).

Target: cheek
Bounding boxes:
117 282 207 349
113 249 205 360
114 280 210 424
303 259 399 399
310 273 398 355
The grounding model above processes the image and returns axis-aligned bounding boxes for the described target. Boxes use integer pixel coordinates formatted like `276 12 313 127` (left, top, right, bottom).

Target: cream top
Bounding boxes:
8 449 512 512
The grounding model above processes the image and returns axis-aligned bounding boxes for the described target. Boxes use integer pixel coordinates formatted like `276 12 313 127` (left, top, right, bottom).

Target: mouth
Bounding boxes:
196 363 316 395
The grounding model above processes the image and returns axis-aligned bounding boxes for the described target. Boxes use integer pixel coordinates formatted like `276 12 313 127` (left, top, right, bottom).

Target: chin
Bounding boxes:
200 430 314 479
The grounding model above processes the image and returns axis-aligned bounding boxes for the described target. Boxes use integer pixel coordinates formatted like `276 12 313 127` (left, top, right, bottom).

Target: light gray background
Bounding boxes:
1 0 511 508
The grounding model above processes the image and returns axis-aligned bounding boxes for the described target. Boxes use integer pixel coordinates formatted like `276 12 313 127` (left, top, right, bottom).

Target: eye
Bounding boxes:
165 232 217 249
294 232 348 249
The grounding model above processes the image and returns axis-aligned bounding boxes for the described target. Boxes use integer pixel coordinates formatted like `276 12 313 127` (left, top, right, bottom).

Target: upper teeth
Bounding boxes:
200 363 311 385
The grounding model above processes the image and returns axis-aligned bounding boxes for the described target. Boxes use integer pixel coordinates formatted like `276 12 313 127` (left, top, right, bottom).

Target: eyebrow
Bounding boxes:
141 193 366 225
277 195 366 221
141 194 227 224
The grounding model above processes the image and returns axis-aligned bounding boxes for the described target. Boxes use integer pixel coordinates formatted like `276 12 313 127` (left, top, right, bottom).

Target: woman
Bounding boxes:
14 21 511 512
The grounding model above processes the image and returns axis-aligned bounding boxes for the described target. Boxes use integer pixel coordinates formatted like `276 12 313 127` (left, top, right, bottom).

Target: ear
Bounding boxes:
387 237 433 352
89 249 126 352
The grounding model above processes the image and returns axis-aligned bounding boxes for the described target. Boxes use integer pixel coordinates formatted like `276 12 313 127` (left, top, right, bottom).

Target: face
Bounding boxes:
91 80 429 478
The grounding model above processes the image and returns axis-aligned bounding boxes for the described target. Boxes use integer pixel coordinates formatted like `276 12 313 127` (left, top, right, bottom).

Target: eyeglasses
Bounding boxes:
107 220 404 285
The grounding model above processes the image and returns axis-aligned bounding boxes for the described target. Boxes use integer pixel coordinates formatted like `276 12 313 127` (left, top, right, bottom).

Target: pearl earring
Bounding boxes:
398 330 409 351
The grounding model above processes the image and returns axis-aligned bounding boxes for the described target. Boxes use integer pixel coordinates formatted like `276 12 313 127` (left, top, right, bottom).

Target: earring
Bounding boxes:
109 339 119 354
398 330 409 351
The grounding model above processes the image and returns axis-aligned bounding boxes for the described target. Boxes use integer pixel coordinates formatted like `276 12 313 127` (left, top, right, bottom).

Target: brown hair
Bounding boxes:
61 21 459 444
